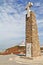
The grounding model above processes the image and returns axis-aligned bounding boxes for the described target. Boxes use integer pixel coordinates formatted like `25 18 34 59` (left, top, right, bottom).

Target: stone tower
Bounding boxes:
25 2 40 57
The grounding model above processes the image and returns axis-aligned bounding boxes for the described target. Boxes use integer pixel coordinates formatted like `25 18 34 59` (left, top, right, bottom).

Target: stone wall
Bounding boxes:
26 11 41 57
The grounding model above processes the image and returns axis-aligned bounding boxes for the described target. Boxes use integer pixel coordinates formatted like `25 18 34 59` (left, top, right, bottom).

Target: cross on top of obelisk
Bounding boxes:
26 2 33 17
26 2 33 9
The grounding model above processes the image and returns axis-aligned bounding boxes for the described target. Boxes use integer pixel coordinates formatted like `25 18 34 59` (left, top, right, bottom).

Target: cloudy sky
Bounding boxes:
0 0 43 50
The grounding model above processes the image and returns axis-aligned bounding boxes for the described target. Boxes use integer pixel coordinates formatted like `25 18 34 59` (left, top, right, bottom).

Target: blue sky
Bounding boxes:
0 0 43 50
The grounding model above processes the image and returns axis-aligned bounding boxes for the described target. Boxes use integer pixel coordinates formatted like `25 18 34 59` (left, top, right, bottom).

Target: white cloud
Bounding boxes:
37 19 43 24
0 2 25 45
37 19 43 27
38 32 43 36
35 2 43 14
34 2 40 7
37 19 43 37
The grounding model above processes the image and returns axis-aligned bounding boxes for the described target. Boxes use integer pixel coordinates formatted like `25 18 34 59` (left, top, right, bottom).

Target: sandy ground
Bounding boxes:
15 53 43 65
0 54 43 65
0 54 20 65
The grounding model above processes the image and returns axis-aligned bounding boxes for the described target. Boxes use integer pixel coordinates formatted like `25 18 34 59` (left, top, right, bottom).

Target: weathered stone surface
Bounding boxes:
26 11 41 57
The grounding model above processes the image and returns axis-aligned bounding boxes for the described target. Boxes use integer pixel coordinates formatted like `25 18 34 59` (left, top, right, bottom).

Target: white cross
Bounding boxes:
26 2 33 17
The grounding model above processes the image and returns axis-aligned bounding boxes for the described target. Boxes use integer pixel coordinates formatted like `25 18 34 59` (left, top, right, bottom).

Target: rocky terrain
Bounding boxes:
0 45 43 55
0 46 26 55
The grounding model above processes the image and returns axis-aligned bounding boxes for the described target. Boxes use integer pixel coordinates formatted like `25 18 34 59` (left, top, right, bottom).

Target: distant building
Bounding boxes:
19 41 25 46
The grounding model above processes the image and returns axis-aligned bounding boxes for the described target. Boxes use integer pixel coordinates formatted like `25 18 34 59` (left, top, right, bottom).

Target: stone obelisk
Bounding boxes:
25 2 41 57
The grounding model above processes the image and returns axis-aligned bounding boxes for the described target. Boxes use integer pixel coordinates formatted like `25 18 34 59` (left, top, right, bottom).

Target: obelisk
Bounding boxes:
25 2 41 57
